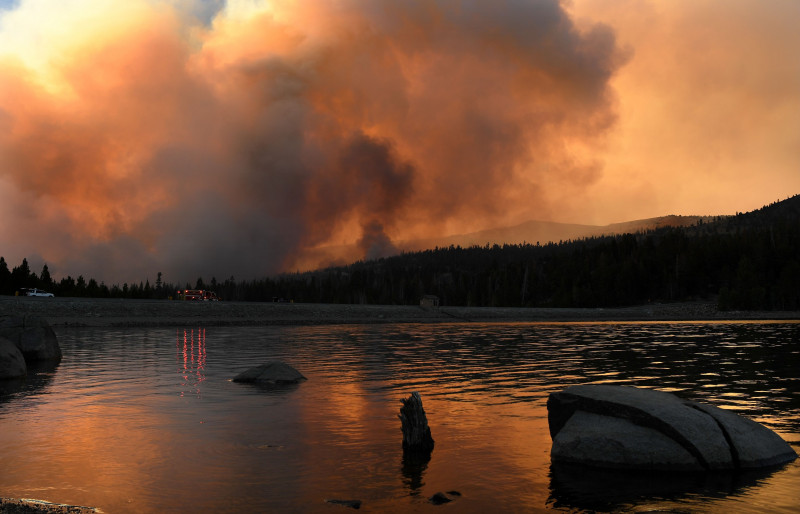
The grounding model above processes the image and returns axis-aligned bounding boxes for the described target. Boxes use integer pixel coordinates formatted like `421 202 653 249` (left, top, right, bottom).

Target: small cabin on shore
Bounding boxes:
420 295 440 310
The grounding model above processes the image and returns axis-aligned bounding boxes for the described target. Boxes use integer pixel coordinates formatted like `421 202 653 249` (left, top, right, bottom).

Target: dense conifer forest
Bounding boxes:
2 195 799 311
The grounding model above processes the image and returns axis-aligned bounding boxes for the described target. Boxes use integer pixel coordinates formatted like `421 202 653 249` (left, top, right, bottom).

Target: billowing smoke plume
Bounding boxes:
0 0 624 283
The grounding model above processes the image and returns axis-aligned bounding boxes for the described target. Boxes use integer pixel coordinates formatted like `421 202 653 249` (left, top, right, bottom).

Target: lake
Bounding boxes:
1 321 798 512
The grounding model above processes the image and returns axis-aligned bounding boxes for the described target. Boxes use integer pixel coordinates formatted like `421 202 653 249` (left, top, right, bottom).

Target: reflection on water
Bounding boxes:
547 461 794 512
177 328 206 398
0 360 59 403
401 450 432 497
0 321 798 512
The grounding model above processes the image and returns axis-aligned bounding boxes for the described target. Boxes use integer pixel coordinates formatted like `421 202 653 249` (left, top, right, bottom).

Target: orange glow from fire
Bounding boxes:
1 0 798 282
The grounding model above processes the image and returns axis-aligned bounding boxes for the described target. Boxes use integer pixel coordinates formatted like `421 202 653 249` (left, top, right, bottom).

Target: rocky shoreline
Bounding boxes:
0 498 96 514
2 295 798 328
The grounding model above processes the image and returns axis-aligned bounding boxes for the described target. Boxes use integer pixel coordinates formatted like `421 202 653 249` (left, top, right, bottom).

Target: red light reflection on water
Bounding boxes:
177 328 206 397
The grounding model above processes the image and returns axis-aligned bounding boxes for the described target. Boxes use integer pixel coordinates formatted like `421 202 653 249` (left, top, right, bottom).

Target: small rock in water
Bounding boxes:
325 499 362 509
429 492 452 505
232 360 306 384
256 444 285 451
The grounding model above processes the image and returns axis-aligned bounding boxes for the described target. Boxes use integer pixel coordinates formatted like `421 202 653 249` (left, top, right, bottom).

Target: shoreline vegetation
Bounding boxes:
2 296 798 328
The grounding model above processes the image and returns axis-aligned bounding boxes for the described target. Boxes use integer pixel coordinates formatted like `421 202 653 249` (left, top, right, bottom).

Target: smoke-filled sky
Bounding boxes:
1 0 798 285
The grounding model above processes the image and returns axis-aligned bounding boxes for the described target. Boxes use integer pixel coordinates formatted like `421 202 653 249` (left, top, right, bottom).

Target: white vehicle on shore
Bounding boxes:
23 288 55 297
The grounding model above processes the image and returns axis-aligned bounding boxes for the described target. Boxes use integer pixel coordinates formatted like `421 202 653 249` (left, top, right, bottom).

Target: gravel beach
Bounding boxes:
2 295 798 327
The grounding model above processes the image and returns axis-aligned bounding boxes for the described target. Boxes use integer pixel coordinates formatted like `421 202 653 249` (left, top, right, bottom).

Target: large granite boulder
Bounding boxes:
548 385 797 471
0 337 27 380
0 316 62 362
232 361 307 384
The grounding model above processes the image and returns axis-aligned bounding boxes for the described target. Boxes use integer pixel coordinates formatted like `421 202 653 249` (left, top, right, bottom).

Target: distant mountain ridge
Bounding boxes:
299 194 800 271
402 215 715 251
295 214 717 271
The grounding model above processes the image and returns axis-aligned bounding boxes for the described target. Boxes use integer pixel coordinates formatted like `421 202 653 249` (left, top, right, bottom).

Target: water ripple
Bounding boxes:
1 321 797 513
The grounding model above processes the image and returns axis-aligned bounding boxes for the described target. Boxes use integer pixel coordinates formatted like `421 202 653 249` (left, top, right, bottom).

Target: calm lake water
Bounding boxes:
1 322 798 513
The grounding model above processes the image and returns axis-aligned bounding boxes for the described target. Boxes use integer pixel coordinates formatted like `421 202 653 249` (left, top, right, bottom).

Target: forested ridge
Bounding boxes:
2 195 799 310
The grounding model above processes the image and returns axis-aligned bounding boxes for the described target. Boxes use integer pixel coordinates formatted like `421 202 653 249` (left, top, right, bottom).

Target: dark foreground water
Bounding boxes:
1 321 798 513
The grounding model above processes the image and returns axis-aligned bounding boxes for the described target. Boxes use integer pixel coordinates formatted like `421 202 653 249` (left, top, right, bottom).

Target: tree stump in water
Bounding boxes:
399 392 435 453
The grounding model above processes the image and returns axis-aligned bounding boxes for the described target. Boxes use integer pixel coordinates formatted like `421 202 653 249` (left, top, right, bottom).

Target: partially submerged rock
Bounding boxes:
429 491 461 505
429 492 452 505
548 384 797 471
0 316 62 362
0 497 98 513
232 361 307 384
0 317 62 380
0 337 27 380
325 499 362 509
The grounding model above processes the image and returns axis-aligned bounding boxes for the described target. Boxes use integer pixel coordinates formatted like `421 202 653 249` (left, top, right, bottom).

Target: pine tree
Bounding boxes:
0 257 10 295
10 258 32 293
40 264 53 290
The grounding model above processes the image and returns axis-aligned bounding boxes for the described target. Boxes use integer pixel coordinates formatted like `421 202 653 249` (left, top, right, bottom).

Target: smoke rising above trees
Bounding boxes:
3 0 798 286
0 0 625 284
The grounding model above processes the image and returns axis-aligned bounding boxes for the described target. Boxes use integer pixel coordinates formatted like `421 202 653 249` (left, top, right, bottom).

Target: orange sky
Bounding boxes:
1 0 798 283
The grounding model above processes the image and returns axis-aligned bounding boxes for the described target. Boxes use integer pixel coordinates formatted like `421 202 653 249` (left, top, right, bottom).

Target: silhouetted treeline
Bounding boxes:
0 261 178 300
2 195 799 310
